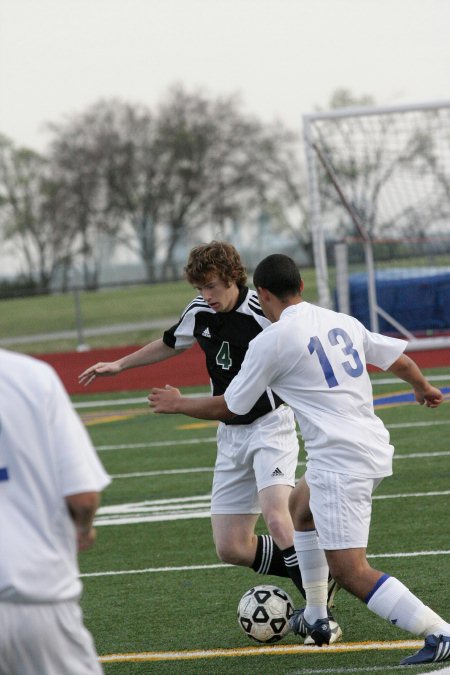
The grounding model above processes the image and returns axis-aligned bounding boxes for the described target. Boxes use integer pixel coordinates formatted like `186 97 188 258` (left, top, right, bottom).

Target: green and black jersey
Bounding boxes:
163 286 283 425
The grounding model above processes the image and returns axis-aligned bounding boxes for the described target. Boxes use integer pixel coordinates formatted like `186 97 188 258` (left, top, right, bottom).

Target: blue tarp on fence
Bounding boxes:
343 267 450 333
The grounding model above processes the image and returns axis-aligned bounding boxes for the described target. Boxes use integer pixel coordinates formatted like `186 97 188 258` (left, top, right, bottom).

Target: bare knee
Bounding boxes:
263 513 293 550
212 515 260 567
215 538 255 567
215 540 240 565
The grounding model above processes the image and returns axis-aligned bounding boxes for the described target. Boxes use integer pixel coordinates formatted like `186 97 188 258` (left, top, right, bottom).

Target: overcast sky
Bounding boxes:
1 0 449 151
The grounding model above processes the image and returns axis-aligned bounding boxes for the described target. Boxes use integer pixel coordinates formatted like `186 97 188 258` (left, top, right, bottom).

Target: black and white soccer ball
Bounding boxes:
237 584 294 643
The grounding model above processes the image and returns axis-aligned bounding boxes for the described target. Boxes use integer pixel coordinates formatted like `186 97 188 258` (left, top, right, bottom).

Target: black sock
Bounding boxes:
251 535 288 576
282 545 305 599
251 536 306 599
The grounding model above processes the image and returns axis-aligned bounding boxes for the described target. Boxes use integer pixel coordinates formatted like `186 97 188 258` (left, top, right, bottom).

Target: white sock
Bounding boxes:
294 530 329 623
367 575 450 637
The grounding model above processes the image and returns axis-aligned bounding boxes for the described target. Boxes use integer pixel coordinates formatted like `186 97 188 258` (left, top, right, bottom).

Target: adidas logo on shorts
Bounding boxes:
271 467 284 477
202 327 211 338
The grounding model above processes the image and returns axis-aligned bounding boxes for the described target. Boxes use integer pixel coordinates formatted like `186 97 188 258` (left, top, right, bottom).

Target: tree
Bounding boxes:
3 85 312 289
0 135 76 292
152 86 264 277
47 108 123 289
73 99 162 282
248 123 310 254
63 88 306 281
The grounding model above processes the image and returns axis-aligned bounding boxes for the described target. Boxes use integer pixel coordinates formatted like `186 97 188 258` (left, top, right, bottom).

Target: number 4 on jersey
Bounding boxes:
216 341 232 370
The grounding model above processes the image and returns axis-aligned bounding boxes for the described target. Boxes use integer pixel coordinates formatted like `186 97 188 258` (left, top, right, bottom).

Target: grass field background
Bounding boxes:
74 369 450 675
2 278 449 672
0 271 320 353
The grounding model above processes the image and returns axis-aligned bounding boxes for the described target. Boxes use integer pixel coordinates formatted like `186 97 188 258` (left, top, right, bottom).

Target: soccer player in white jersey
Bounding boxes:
79 242 340 625
149 253 450 667
0 348 110 675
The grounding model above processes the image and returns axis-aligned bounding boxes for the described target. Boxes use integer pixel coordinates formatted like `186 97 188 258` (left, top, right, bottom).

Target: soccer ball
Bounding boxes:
237 584 294 643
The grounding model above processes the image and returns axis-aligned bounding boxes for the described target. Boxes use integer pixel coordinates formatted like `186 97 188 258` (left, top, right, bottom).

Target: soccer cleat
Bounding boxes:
290 608 343 646
327 577 341 609
400 634 450 666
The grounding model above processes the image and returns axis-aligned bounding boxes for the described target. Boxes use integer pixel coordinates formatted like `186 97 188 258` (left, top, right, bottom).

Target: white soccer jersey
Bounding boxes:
0 349 110 603
224 302 407 478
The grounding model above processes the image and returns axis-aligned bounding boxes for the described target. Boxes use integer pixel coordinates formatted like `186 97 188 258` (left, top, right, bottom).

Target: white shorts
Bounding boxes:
211 405 299 515
306 468 383 550
0 600 103 675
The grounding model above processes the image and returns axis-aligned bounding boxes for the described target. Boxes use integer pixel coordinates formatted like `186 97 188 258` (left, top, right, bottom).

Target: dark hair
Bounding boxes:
185 241 247 287
253 254 302 299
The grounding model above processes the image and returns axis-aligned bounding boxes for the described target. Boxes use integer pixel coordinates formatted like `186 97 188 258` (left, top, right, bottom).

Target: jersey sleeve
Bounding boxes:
224 331 278 416
162 300 199 350
362 326 407 370
48 371 111 496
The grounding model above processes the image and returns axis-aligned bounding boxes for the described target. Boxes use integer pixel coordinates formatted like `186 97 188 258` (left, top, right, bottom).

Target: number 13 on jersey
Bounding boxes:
308 328 363 388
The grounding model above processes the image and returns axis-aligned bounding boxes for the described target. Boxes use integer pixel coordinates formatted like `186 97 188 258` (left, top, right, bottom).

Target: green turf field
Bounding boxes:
74 370 450 674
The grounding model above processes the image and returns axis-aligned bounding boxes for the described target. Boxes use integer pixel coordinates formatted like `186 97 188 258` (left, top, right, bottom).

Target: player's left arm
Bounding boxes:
388 353 444 408
148 385 235 420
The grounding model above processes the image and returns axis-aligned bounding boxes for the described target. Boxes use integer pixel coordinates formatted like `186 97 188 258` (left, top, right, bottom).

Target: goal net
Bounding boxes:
303 100 450 347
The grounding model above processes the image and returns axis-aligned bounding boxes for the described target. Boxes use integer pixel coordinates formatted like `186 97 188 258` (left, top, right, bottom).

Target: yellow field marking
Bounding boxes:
99 639 422 663
84 415 132 426
82 413 219 428
81 408 148 426
177 421 219 430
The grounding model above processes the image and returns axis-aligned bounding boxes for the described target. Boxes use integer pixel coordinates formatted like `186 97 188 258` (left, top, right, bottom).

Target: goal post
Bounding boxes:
303 99 450 347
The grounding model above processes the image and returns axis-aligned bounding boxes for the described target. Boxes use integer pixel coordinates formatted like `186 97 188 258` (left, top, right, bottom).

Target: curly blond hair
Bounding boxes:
185 241 247 287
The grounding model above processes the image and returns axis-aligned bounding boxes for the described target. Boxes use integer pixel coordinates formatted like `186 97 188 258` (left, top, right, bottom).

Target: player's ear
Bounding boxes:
256 287 271 302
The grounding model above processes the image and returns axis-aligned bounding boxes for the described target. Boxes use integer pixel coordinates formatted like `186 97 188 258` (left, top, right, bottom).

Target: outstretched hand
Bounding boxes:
78 362 122 386
148 385 182 413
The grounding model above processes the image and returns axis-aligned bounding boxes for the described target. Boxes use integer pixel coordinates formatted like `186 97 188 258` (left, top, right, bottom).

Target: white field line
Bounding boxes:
373 374 450 386
109 450 450 479
285 668 450 675
388 420 450 429
96 421 450 452
98 494 211 514
83 550 450 580
74 391 210 409
73 373 450 411
285 667 450 675
96 437 217 451
94 489 450 527
112 467 214 478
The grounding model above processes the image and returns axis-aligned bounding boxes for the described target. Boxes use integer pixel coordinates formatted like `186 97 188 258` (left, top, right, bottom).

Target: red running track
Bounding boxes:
35 343 209 395
34 343 450 395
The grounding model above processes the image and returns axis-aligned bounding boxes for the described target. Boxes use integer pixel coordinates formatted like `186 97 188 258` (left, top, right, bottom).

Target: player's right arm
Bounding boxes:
78 338 182 386
388 353 444 408
149 385 235 420
65 491 101 551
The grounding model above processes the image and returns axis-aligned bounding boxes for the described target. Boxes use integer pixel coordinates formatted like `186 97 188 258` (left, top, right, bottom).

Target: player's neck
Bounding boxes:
274 297 303 321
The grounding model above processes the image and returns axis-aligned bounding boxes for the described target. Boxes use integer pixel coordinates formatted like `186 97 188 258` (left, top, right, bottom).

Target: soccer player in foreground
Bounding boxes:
0 349 110 674
149 253 450 666
79 242 341 636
